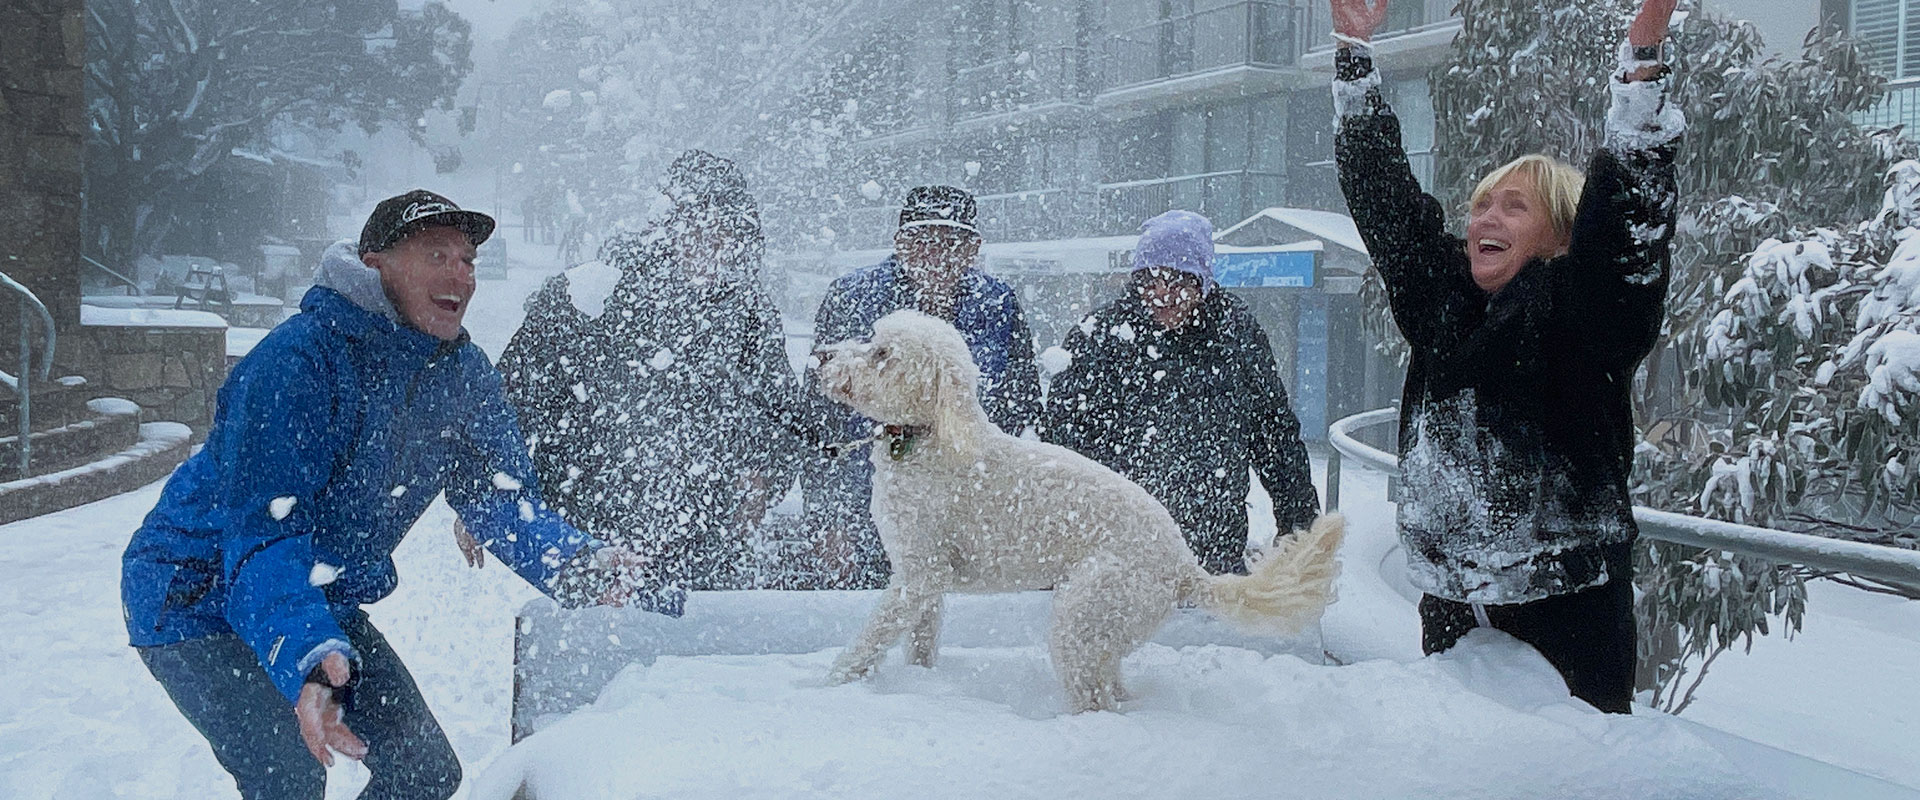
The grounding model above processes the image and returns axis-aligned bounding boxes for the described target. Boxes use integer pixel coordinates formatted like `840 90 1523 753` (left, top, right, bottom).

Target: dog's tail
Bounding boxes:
1182 513 1345 635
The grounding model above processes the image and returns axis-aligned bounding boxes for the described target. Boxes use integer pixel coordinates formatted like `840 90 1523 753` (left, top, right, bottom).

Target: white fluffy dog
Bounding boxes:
817 310 1345 712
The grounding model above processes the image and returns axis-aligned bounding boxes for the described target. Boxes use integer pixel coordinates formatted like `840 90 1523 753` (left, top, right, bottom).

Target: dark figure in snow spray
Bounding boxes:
121 190 679 800
497 150 811 589
1042 210 1320 575
805 185 1043 588
1330 0 1682 713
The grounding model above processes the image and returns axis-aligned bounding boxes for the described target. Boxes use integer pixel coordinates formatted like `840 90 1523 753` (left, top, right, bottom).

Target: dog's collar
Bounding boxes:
825 423 931 462
881 424 929 461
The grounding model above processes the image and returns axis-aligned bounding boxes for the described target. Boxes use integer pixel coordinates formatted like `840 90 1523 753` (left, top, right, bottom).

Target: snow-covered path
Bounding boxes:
6 455 1915 798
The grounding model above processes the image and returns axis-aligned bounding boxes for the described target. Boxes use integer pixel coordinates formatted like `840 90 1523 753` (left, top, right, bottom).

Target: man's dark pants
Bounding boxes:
1418 541 1637 714
137 609 461 799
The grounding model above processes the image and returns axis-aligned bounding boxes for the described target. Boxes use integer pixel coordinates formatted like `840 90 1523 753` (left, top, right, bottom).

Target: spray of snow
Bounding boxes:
308 562 341 587
564 260 622 319
269 496 296 521
1037 346 1073 376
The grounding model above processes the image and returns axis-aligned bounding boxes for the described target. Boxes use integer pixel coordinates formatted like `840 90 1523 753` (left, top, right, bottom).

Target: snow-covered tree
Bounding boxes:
83 0 474 267
1370 0 1915 712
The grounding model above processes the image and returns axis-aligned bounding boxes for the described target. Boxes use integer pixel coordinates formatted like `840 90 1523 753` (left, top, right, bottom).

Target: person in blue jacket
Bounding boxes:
801 185 1043 588
121 190 679 800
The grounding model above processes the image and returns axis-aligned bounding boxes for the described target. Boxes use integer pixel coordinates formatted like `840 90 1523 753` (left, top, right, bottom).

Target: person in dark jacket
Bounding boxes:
121 190 677 800
804 185 1044 588
497 150 809 590
1042 210 1320 575
1329 0 1682 713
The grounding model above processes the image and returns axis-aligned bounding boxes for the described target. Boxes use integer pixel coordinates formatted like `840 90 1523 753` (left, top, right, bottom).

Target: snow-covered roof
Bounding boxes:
81 305 227 329
813 234 1327 277
1218 240 1324 255
1218 207 1369 256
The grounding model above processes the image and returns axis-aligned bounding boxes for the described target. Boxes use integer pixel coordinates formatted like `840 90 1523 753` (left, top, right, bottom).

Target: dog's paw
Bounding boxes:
825 661 871 685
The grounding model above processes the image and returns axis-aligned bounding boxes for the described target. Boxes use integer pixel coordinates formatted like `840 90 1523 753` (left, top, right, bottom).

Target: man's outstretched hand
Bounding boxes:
454 518 486 569
553 547 688 616
295 651 366 767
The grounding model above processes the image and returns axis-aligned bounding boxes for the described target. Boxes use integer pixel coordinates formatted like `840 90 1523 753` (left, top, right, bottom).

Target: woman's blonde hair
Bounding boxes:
1468 154 1586 245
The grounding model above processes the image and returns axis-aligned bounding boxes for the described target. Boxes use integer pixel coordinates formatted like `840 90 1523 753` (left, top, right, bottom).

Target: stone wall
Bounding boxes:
0 0 84 334
59 325 226 439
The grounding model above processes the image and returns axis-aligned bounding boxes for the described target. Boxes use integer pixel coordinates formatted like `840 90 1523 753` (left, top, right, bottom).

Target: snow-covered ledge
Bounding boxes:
68 304 228 437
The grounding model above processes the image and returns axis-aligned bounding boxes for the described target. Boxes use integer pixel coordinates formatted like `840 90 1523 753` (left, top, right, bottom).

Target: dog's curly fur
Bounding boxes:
818 310 1345 712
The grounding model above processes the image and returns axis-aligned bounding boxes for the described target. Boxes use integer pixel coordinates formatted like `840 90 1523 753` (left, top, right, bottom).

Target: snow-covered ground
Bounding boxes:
2 261 1915 798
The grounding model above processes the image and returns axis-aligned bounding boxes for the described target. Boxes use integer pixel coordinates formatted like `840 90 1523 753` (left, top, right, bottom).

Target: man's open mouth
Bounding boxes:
1476 238 1511 255
431 294 463 313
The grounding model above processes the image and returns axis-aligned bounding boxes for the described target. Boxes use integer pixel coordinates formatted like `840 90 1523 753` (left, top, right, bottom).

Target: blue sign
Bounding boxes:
1213 250 1316 289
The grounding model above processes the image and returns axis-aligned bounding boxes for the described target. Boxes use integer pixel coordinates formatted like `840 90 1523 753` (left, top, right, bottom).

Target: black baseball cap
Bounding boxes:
897 185 979 236
357 189 496 255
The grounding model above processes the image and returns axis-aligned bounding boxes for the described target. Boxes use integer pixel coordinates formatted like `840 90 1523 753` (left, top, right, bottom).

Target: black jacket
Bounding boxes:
496 232 808 588
1042 290 1320 574
1335 52 1679 603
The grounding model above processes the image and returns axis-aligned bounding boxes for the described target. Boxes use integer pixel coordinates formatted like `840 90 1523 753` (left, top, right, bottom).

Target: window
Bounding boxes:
1171 109 1207 176
1854 0 1920 80
1384 77 1435 189
1249 95 1287 174
1205 102 1250 173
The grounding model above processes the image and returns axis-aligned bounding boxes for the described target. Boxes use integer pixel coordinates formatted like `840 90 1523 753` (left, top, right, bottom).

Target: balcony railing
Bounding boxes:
1857 79 1920 132
1104 2 1302 93
1097 169 1286 234
948 46 1094 122
975 188 1100 243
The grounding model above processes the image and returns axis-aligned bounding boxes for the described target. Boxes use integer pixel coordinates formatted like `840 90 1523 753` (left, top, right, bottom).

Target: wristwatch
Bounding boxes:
1631 41 1667 64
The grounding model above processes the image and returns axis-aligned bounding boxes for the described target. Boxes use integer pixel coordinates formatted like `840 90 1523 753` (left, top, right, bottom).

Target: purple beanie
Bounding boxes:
1131 210 1216 292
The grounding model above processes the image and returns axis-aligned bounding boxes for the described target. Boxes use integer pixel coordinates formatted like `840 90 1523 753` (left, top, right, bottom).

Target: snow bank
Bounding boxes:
84 397 139 417
509 590 1325 737
474 630 1766 800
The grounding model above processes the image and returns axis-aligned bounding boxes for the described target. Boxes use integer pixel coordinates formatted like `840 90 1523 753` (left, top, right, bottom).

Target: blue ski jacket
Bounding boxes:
122 243 598 703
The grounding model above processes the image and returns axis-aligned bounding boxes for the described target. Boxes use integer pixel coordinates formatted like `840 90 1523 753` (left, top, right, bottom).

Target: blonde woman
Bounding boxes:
1330 0 1682 713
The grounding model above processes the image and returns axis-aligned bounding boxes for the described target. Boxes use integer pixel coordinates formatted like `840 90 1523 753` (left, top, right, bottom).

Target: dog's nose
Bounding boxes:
811 347 835 364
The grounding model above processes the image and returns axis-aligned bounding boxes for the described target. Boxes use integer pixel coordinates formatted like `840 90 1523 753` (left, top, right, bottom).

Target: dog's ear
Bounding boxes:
930 354 978 458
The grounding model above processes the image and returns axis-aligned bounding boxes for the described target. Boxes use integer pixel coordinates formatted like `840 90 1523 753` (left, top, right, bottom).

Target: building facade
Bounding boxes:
1840 0 1920 130
744 0 1458 435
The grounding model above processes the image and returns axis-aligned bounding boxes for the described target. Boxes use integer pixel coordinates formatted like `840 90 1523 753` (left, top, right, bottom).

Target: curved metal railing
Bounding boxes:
0 271 56 476
1326 407 1920 588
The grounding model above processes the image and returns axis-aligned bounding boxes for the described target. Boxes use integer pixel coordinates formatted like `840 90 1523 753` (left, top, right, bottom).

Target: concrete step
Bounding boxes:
0 398 141 481
0 422 191 526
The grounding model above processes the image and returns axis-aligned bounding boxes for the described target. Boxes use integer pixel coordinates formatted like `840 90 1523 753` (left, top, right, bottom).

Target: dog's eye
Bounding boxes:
872 346 890 361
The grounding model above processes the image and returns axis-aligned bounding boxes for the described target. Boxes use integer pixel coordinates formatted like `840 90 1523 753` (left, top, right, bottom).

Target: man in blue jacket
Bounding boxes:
802 185 1042 588
121 190 679 799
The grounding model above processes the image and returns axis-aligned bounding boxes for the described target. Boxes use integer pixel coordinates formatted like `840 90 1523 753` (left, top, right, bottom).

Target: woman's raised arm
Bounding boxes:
1329 0 1475 350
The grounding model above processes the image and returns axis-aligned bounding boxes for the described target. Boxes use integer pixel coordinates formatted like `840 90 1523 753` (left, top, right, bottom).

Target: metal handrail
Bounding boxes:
1326 407 1920 588
0 271 56 476
81 255 141 296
